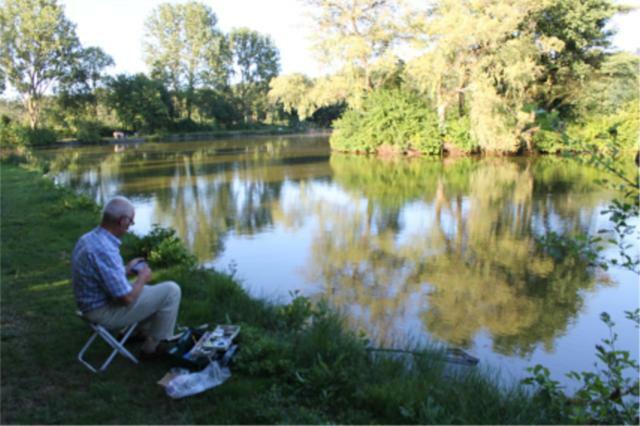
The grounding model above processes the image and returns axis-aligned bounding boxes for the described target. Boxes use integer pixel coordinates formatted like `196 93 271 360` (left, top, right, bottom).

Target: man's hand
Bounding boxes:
118 263 152 305
137 263 152 283
125 257 145 276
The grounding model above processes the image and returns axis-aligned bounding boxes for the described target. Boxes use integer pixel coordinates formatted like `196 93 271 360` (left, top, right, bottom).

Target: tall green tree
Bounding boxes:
143 1 229 120
57 46 113 113
405 0 564 153
0 0 81 129
530 0 621 115
229 28 280 123
104 74 172 133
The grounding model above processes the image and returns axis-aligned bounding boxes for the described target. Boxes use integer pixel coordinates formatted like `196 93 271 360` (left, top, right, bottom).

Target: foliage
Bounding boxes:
531 109 567 154
331 89 441 154
443 114 475 153
571 52 640 117
121 225 197 269
143 1 229 119
73 119 104 143
304 0 401 99
58 46 114 97
0 0 81 129
229 28 281 124
530 0 621 116
268 73 315 120
104 73 173 133
0 117 57 146
524 313 639 424
193 88 242 128
566 101 639 153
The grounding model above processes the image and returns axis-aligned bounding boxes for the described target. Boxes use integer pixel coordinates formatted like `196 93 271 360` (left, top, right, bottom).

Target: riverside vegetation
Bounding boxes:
1 0 638 155
2 145 638 424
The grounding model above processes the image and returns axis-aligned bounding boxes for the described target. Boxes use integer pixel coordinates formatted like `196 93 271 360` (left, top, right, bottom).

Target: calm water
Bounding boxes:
36 135 639 388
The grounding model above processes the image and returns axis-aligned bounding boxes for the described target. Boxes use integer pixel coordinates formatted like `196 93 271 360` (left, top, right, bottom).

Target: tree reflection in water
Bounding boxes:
40 142 614 357
299 155 609 356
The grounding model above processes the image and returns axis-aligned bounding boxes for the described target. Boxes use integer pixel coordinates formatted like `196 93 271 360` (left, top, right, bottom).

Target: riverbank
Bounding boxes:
45 126 331 148
0 162 562 424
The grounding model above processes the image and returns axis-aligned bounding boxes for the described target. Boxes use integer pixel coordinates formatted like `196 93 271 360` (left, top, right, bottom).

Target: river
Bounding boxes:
35 134 639 389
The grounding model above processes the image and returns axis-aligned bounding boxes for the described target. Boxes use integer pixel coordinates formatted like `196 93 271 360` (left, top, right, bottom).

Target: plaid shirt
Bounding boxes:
72 227 132 313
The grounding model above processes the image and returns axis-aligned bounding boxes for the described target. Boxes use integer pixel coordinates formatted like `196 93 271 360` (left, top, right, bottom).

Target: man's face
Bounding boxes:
116 210 135 236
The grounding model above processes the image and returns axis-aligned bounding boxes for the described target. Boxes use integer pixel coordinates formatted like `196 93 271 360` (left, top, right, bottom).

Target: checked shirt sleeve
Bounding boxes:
89 250 132 299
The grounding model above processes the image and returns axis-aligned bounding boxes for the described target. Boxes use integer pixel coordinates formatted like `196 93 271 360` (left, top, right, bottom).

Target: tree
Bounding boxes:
143 1 229 120
530 0 621 116
229 28 280 123
72 47 114 94
304 0 402 102
104 74 172 133
405 0 562 153
572 52 640 117
57 46 114 115
268 73 315 120
0 0 81 129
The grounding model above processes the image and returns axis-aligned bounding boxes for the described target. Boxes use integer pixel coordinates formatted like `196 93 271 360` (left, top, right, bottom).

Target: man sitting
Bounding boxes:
72 196 182 359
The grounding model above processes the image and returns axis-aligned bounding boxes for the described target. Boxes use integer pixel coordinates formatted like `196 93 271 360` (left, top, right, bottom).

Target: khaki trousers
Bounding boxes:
85 281 181 341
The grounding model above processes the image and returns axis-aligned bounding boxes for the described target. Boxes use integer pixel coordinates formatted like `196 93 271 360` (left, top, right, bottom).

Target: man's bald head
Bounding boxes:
102 196 134 226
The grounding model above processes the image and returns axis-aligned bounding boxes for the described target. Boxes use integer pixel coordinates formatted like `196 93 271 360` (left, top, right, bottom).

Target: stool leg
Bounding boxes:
78 332 100 373
97 324 139 371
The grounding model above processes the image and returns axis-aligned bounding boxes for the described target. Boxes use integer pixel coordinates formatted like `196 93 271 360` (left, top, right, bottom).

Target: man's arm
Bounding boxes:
118 265 152 305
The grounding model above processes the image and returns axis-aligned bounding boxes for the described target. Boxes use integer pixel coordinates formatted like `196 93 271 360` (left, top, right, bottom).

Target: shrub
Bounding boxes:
121 225 197 269
74 119 104 143
1 118 57 147
444 115 476 153
566 101 639 152
330 89 442 155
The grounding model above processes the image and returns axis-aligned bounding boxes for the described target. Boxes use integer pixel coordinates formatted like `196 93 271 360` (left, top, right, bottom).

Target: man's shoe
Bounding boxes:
138 342 170 361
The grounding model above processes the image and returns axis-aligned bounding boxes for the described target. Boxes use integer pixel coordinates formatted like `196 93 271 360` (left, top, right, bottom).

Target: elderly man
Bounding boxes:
72 196 182 359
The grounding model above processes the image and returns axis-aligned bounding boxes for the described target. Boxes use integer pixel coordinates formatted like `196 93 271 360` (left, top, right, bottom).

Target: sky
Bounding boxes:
60 0 319 76
59 0 640 79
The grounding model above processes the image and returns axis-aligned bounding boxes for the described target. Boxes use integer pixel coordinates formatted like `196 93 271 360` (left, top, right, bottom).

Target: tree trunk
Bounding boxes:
25 96 39 129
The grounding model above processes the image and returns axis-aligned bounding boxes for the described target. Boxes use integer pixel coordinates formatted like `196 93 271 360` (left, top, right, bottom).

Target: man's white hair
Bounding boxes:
102 196 134 224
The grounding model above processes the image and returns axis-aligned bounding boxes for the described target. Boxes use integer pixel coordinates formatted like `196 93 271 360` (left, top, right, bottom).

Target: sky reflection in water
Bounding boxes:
38 136 639 388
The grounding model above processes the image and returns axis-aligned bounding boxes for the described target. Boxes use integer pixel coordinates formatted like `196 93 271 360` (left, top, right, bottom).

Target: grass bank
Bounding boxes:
0 163 561 424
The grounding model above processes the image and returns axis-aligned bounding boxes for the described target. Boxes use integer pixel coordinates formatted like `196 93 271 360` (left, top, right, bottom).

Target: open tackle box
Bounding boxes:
167 324 240 369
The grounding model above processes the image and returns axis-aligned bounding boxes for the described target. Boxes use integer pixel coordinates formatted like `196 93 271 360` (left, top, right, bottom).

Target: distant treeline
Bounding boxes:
0 0 638 155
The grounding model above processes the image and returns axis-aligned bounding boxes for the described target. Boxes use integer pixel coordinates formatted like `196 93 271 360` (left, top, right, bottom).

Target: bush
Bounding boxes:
330 89 442 155
121 225 197 269
0 118 57 147
1 123 57 147
533 109 567 154
444 115 476 153
74 119 104 143
532 101 639 154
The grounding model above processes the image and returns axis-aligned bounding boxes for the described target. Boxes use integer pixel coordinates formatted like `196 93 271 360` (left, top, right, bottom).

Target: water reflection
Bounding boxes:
282 155 607 355
36 138 636 372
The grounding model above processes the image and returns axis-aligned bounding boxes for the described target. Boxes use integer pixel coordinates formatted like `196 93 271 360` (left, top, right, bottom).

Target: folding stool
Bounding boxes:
76 311 139 373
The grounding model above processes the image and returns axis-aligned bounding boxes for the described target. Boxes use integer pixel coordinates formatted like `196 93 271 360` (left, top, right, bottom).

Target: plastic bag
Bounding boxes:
165 361 231 399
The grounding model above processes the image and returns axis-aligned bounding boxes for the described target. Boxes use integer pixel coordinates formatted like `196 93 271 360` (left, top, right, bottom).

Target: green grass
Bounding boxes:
1 163 564 424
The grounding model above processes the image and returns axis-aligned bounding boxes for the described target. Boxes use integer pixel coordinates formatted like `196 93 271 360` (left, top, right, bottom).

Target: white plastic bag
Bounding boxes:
165 361 231 399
